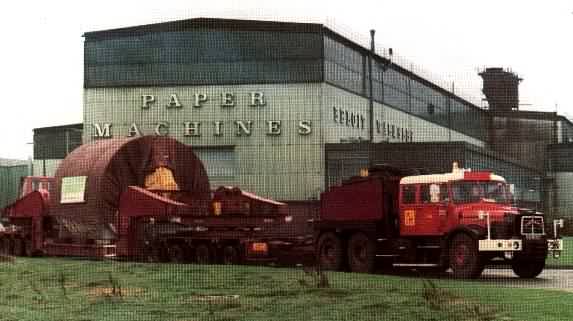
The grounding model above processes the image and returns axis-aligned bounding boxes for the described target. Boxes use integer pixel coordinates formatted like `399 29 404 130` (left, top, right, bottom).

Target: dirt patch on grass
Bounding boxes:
0 255 15 263
190 294 240 303
87 287 145 298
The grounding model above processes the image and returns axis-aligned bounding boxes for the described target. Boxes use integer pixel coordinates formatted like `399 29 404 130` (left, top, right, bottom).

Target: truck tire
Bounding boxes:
316 232 344 271
222 245 241 265
449 233 484 279
195 244 212 264
167 244 188 263
512 259 545 278
347 233 375 273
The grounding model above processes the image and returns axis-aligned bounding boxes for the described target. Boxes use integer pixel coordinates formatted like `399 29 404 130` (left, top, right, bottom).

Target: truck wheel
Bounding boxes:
0 238 9 256
167 244 188 263
512 259 545 278
316 232 344 271
449 234 484 279
347 233 375 273
195 244 212 264
222 245 240 265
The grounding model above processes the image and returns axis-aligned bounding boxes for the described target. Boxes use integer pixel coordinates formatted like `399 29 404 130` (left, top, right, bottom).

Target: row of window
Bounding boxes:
323 36 488 141
85 31 324 87
402 181 512 205
86 31 323 64
401 184 447 204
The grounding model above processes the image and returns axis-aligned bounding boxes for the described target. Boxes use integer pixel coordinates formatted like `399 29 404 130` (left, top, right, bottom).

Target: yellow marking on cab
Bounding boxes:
404 209 416 226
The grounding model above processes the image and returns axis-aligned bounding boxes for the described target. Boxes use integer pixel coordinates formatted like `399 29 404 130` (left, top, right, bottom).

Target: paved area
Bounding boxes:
478 268 573 292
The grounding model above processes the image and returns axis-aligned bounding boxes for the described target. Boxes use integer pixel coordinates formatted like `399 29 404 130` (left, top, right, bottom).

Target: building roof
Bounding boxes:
0 158 28 167
83 18 323 40
33 123 83 134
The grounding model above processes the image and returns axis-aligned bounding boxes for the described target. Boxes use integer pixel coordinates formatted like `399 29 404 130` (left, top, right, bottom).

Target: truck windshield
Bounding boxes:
452 181 511 204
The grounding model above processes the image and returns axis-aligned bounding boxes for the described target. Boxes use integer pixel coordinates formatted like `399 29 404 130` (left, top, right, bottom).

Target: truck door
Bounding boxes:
419 183 448 235
400 184 447 236
399 184 418 236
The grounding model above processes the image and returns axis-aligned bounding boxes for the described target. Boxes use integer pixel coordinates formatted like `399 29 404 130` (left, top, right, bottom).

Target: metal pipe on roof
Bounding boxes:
368 29 375 143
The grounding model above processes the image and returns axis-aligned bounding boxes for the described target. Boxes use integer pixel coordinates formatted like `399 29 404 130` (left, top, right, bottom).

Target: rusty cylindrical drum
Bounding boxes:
51 136 210 241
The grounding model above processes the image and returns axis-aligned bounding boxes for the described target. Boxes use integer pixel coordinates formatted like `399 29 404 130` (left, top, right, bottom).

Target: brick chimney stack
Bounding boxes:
479 67 522 112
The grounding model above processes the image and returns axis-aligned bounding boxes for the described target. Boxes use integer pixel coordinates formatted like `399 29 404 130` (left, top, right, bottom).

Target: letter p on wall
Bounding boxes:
141 95 155 109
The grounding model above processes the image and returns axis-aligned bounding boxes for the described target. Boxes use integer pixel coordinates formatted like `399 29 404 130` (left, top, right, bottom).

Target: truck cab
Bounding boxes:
398 163 563 278
399 165 513 237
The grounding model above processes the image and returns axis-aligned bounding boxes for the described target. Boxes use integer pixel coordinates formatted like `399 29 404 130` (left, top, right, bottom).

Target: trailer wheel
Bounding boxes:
195 244 212 264
0 238 9 256
222 245 241 265
347 233 375 273
12 238 24 257
24 240 34 257
143 244 163 263
316 232 344 271
167 244 188 263
511 259 545 278
449 233 484 279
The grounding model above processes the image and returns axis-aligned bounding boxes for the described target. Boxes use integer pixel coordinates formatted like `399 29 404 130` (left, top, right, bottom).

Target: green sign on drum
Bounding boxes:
61 176 87 204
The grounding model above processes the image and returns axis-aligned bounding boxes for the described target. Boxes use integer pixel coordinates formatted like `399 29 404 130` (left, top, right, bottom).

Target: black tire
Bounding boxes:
222 245 241 265
316 232 344 271
512 259 545 278
449 233 484 279
0 238 9 256
12 238 24 257
143 244 161 263
347 233 376 273
195 244 212 264
24 239 34 257
167 244 188 263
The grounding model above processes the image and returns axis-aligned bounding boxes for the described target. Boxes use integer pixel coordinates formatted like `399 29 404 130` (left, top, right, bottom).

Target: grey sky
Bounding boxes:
1 0 571 159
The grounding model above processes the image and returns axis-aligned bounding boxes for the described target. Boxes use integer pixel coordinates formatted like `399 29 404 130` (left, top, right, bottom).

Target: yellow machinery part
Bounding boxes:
144 167 180 191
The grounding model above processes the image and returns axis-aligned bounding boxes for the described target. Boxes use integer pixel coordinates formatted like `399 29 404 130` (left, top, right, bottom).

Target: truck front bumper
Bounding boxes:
479 239 522 251
479 238 563 259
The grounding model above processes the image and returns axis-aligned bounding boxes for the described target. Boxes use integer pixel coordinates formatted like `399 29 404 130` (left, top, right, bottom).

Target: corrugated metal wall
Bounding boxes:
34 124 83 160
0 165 28 209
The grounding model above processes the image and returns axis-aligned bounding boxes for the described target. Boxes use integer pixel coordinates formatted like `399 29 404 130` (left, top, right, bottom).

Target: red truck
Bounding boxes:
315 163 564 278
0 136 288 264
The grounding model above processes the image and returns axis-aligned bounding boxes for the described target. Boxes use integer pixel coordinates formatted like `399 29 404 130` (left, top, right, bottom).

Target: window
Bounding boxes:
401 185 417 204
420 184 431 203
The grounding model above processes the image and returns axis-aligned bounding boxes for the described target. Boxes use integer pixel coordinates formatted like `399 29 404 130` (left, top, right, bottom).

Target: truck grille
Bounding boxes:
491 222 513 239
520 216 544 237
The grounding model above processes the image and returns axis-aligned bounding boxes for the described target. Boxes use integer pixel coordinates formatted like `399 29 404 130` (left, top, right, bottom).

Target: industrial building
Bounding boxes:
9 18 571 224
0 159 28 209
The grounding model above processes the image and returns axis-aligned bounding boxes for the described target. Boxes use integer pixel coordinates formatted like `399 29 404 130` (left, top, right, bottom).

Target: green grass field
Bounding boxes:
0 257 572 321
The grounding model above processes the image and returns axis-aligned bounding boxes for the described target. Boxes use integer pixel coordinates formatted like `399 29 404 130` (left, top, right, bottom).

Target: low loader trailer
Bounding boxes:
0 136 289 264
